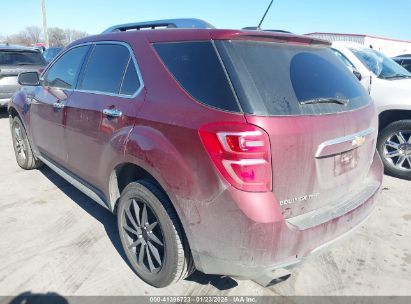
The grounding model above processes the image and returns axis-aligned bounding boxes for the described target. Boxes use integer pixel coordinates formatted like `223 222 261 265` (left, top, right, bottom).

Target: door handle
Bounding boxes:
53 102 64 109
103 108 122 118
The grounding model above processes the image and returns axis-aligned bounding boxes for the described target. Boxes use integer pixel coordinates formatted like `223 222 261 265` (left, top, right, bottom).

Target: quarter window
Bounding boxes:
154 41 240 112
44 46 89 89
79 44 131 94
120 60 141 95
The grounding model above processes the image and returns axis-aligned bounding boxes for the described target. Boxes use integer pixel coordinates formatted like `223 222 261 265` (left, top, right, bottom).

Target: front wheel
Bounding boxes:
117 180 194 288
11 116 42 170
377 120 411 180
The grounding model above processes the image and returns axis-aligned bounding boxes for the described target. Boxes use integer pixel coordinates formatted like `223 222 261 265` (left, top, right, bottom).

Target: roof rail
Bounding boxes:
102 18 214 34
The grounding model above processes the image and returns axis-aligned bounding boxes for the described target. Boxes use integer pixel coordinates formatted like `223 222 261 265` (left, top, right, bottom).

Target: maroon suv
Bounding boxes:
8 19 383 288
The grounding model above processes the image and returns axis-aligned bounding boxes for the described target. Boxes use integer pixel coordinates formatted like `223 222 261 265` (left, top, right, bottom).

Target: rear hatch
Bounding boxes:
215 39 378 218
0 49 45 100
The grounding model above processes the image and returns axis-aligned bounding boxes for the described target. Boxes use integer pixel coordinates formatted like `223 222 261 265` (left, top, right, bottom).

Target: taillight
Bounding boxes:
199 122 272 192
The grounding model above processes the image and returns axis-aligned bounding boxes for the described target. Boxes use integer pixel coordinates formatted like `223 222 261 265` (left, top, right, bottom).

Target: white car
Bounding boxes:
332 42 411 180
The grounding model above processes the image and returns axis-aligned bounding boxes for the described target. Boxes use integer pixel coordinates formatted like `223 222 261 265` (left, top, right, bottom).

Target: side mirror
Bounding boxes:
18 72 40 86
353 70 362 81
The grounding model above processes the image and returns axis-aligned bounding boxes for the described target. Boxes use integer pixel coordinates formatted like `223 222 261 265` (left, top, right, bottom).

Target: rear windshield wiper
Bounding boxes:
300 98 348 106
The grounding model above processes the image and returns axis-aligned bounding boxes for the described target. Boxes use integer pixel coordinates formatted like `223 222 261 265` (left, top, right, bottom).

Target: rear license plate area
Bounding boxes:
334 149 358 176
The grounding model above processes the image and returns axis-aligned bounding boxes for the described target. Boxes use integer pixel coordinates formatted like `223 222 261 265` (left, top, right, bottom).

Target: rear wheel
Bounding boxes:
377 120 411 180
117 180 194 287
11 116 42 170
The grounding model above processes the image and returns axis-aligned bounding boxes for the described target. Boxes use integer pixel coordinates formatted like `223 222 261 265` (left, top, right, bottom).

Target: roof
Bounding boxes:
393 56 411 60
72 29 331 47
395 54 411 58
305 32 411 44
0 44 42 52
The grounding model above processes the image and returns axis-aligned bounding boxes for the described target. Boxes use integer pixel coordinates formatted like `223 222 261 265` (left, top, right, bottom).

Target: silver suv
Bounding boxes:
0 45 46 107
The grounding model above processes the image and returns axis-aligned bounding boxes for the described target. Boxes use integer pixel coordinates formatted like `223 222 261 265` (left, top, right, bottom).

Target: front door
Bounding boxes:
30 45 90 164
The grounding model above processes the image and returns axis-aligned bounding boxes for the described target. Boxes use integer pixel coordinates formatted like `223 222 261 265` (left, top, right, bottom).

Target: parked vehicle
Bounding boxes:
0 44 46 107
8 19 382 288
331 42 373 93
392 55 411 73
332 42 411 180
42 47 63 63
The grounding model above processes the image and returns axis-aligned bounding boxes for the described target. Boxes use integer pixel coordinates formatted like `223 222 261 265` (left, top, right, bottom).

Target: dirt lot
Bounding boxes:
0 108 410 297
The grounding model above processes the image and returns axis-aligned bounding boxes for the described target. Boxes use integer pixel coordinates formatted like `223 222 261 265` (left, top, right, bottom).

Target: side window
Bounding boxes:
120 60 141 95
402 59 411 72
44 46 89 89
79 44 131 94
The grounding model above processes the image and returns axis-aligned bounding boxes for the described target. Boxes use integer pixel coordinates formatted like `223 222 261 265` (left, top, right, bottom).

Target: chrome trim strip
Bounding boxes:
315 127 374 158
42 41 145 100
38 155 109 210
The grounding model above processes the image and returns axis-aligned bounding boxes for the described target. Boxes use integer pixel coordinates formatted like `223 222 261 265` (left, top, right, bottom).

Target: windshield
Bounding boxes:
216 40 370 116
350 48 411 79
0 50 46 66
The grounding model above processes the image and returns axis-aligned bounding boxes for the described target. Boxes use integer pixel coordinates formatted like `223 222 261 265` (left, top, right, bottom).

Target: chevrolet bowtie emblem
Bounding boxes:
352 136 366 147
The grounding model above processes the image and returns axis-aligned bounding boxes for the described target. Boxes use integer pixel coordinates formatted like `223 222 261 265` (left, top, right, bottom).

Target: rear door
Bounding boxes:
30 45 90 164
217 40 378 218
64 42 144 193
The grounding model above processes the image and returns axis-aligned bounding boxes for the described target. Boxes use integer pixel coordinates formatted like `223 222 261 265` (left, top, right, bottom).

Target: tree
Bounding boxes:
4 26 43 46
1 26 89 47
64 28 89 44
48 27 66 47
25 26 42 44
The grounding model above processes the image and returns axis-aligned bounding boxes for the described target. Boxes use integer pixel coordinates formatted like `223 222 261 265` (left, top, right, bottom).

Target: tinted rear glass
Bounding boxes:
80 44 130 94
153 41 240 112
216 40 371 116
0 50 45 66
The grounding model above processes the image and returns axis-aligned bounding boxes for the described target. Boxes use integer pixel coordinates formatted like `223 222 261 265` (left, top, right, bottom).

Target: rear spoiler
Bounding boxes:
215 31 331 46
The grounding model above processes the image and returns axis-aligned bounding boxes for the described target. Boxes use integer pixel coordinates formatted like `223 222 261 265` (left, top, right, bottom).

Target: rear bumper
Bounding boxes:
189 151 383 279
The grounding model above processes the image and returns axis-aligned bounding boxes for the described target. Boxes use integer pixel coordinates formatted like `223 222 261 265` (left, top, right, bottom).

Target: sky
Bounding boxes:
1 0 411 40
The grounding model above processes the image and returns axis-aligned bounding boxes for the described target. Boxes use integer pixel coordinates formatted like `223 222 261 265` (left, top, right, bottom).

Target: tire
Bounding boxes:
11 116 42 170
117 180 194 287
377 120 411 180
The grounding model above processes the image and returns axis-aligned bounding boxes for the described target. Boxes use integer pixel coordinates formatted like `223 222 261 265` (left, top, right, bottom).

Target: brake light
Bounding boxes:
199 122 272 192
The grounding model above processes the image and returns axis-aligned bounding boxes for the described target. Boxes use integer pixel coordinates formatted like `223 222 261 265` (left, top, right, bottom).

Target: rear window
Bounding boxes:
216 40 370 116
0 50 45 66
153 41 240 112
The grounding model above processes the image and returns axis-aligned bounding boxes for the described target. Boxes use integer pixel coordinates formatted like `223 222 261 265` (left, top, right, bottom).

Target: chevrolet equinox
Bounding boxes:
8 19 383 288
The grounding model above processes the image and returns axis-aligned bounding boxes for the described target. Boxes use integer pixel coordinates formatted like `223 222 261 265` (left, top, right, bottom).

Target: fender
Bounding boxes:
120 124 220 254
8 88 34 140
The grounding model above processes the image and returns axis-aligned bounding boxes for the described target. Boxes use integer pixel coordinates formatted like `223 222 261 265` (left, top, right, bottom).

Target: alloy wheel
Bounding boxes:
383 131 411 171
121 199 165 274
14 125 27 161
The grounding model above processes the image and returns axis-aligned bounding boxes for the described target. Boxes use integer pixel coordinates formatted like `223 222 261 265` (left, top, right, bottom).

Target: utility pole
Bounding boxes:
40 0 49 48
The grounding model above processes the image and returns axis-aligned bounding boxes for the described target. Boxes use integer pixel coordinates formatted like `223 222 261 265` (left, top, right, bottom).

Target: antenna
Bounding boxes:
257 0 274 30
